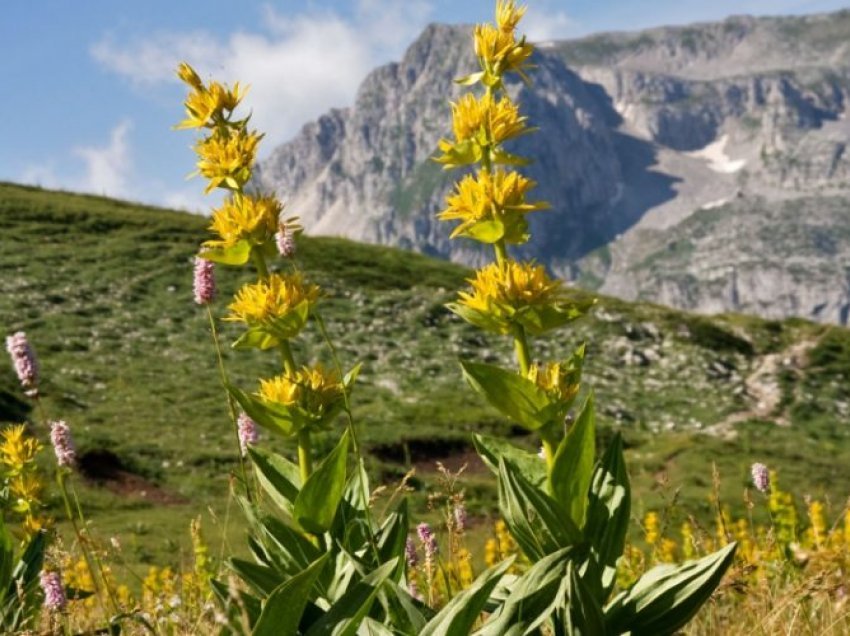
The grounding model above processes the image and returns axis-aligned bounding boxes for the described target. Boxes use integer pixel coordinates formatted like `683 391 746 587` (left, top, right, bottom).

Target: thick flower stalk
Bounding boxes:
6 331 39 396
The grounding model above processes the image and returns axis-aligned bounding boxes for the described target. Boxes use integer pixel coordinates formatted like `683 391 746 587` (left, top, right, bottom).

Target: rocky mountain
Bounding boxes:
253 11 850 324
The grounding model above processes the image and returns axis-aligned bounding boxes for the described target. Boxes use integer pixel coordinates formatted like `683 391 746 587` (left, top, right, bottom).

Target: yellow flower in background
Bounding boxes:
644 511 660 547
458 260 561 315
227 273 320 325
439 168 547 243
205 194 282 249
259 364 344 417
176 63 247 129
194 127 262 193
0 424 40 477
527 360 580 404
495 0 526 33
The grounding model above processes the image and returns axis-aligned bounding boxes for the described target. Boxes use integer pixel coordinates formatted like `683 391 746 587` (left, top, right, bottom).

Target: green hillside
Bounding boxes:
1 181 849 566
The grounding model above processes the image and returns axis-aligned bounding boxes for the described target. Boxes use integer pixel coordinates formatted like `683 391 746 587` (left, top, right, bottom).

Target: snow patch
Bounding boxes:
687 135 746 174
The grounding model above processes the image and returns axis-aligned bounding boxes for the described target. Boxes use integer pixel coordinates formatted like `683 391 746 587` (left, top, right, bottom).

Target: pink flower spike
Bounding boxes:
193 257 216 305
40 570 67 611
237 413 259 456
49 420 76 468
6 331 39 396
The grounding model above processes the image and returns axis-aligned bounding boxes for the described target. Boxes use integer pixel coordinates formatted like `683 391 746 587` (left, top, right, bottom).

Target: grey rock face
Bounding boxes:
255 13 850 325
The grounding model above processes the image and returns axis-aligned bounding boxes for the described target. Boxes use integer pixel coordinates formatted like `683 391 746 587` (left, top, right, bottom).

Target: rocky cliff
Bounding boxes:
254 12 850 324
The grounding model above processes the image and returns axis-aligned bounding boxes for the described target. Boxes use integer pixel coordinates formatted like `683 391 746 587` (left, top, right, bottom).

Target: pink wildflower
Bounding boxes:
49 420 76 468
237 413 259 456
40 570 67 611
6 332 39 396
193 257 216 305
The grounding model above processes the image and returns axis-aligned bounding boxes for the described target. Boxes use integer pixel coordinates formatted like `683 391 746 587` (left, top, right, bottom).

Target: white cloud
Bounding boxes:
91 1 434 148
73 120 133 197
522 6 577 42
19 121 135 199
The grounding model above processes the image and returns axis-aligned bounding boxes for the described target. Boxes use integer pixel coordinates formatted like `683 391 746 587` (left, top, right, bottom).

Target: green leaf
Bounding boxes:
472 434 546 488
604 542 737 636
294 430 350 534
232 326 279 350
199 240 252 265
498 458 581 562
304 559 398 636
211 578 261 635
228 559 282 597
257 514 322 579
562 562 607 636
463 219 506 243
454 71 485 86
248 447 301 515
421 559 512 636
377 499 409 579
585 432 630 601
0 517 13 602
253 554 329 636
550 394 596 529
478 547 573 635
461 361 559 431
228 383 311 437
263 300 311 341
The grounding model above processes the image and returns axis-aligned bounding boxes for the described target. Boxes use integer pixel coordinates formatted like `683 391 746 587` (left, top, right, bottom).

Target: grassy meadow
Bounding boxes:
2 180 850 577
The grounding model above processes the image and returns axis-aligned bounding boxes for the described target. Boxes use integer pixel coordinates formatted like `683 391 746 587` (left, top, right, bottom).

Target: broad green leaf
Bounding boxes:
0 517 13 601
562 562 607 636
550 394 596 529
377 499 410 579
248 446 301 514
304 559 398 636
228 384 306 437
445 302 507 334
463 219 506 243
473 434 546 488
359 617 395 635
498 458 581 562
228 559 282 596
604 542 737 636
477 547 573 635
211 578 261 635
455 71 485 86
584 432 630 601
461 361 558 431
421 559 512 636
378 583 431 633
253 554 329 636
257 514 322 579
294 430 350 534
232 327 278 350
199 239 252 265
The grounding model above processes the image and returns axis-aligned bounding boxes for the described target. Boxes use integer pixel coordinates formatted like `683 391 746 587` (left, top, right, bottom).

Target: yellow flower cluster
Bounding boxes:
258 364 344 417
473 1 534 85
439 168 546 243
527 360 580 404
227 272 320 325
459 260 561 315
0 424 44 534
194 128 263 194
205 194 282 250
175 62 246 129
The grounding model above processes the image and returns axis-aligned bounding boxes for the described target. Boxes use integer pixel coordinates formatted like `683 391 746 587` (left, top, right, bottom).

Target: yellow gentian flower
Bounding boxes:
458 260 561 314
527 360 581 404
205 194 282 249
258 364 344 419
495 0 526 33
227 273 320 326
194 128 262 193
176 62 247 129
439 168 547 243
0 424 40 477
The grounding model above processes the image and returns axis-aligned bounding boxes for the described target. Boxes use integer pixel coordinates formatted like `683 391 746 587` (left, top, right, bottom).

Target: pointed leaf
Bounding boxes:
550 394 596 529
498 458 581 562
604 543 737 636
305 559 398 636
461 361 557 431
248 446 301 515
200 240 252 265
562 561 607 636
295 430 350 534
585 432 630 601
253 554 329 636
421 559 513 636
473 434 546 488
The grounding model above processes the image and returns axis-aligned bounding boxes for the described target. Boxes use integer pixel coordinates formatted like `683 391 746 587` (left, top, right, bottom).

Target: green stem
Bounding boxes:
297 430 313 484
251 249 269 279
493 240 508 265
540 429 559 471
207 307 253 503
512 324 532 376
279 340 297 376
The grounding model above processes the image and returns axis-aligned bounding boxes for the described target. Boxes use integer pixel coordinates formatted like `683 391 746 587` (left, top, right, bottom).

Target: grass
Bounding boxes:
1 181 850 572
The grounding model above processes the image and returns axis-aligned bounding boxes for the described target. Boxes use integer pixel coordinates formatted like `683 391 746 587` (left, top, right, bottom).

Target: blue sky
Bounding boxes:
3 0 848 211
